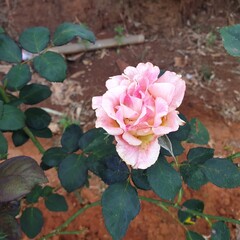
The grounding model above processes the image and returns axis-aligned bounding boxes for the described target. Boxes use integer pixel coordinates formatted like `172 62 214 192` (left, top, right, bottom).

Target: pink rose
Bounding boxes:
92 62 186 169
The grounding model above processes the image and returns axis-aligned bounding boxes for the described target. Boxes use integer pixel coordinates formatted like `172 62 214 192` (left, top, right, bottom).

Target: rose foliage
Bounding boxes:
0 23 240 240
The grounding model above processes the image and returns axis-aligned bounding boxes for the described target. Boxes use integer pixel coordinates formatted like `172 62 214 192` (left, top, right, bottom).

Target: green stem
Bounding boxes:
40 201 101 240
140 196 240 225
0 85 10 103
23 126 45 154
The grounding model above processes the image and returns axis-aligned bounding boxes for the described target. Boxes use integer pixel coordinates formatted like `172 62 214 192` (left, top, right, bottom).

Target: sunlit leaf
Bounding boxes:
53 22 95 46
19 27 50 53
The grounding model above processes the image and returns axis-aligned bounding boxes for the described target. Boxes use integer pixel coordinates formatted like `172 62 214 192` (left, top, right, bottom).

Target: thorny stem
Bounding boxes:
39 201 101 240
23 126 45 154
139 196 240 225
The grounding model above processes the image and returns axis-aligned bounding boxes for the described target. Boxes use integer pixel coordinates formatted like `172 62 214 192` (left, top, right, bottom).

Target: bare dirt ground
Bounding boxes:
1 0 240 239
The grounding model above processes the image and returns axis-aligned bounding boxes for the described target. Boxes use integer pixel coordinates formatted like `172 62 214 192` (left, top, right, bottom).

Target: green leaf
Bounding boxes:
187 118 209 145
33 51 67 82
19 27 50 53
20 207 43 238
4 64 31 91
12 129 29 147
0 100 3 118
0 27 4 33
0 156 48 202
53 22 95 46
186 231 205 240
147 155 182 201
0 104 25 131
25 107 51 130
220 24 240 57
202 158 240 188
0 213 21 240
187 147 214 164
131 169 151 190
211 221 230 240
42 147 68 167
180 163 208 190
79 128 115 158
40 186 53 197
19 83 52 105
178 199 204 225
61 124 83 153
0 132 8 159
0 34 21 63
30 127 52 138
45 193 68 212
26 185 43 203
168 113 191 141
58 154 88 192
98 155 130 185
102 182 140 240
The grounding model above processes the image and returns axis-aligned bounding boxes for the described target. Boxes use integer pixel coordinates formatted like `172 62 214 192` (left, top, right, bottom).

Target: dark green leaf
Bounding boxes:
26 185 43 203
180 163 208 190
187 118 209 145
61 124 83 153
25 107 51 130
211 221 230 240
202 158 240 188
178 199 204 225
0 132 8 159
4 64 31 91
40 186 53 197
58 154 88 192
0 100 3 118
0 213 21 240
45 194 68 212
0 34 21 63
53 22 95 46
33 51 67 82
220 24 240 57
147 155 182 201
42 147 68 167
0 27 4 33
0 104 25 131
20 207 43 238
79 128 115 158
0 156 48 202
98 155 129 185
186 231 205 240
187 147 214 164
131 169 151 190
12 130 29 147
168 113 191 141
19 83 52 105
30 127 52 138
102 182 140 240
19 27 50 53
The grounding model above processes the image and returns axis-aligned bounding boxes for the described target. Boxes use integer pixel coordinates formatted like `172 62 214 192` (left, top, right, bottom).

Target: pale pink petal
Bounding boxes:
153 97 169 127
106 75 124 89
152 111 182 136
148 82 175 104
101 86 126 120
122 132 142 146
115 136 160 169
95 108 123 135
92 96 102 109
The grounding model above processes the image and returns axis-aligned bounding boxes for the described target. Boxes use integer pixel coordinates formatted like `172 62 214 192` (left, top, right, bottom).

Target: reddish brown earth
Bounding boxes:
1 1 240 239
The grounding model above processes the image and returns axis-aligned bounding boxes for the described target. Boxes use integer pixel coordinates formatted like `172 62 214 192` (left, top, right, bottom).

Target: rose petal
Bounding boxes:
115 136 160 169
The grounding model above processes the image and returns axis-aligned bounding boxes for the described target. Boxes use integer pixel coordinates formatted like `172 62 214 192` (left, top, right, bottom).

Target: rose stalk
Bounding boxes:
92 62 186 169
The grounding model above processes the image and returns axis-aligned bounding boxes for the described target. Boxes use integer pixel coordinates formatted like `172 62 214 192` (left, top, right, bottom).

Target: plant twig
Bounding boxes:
23 126 45 154
40 200 101 240
140 196 240 225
